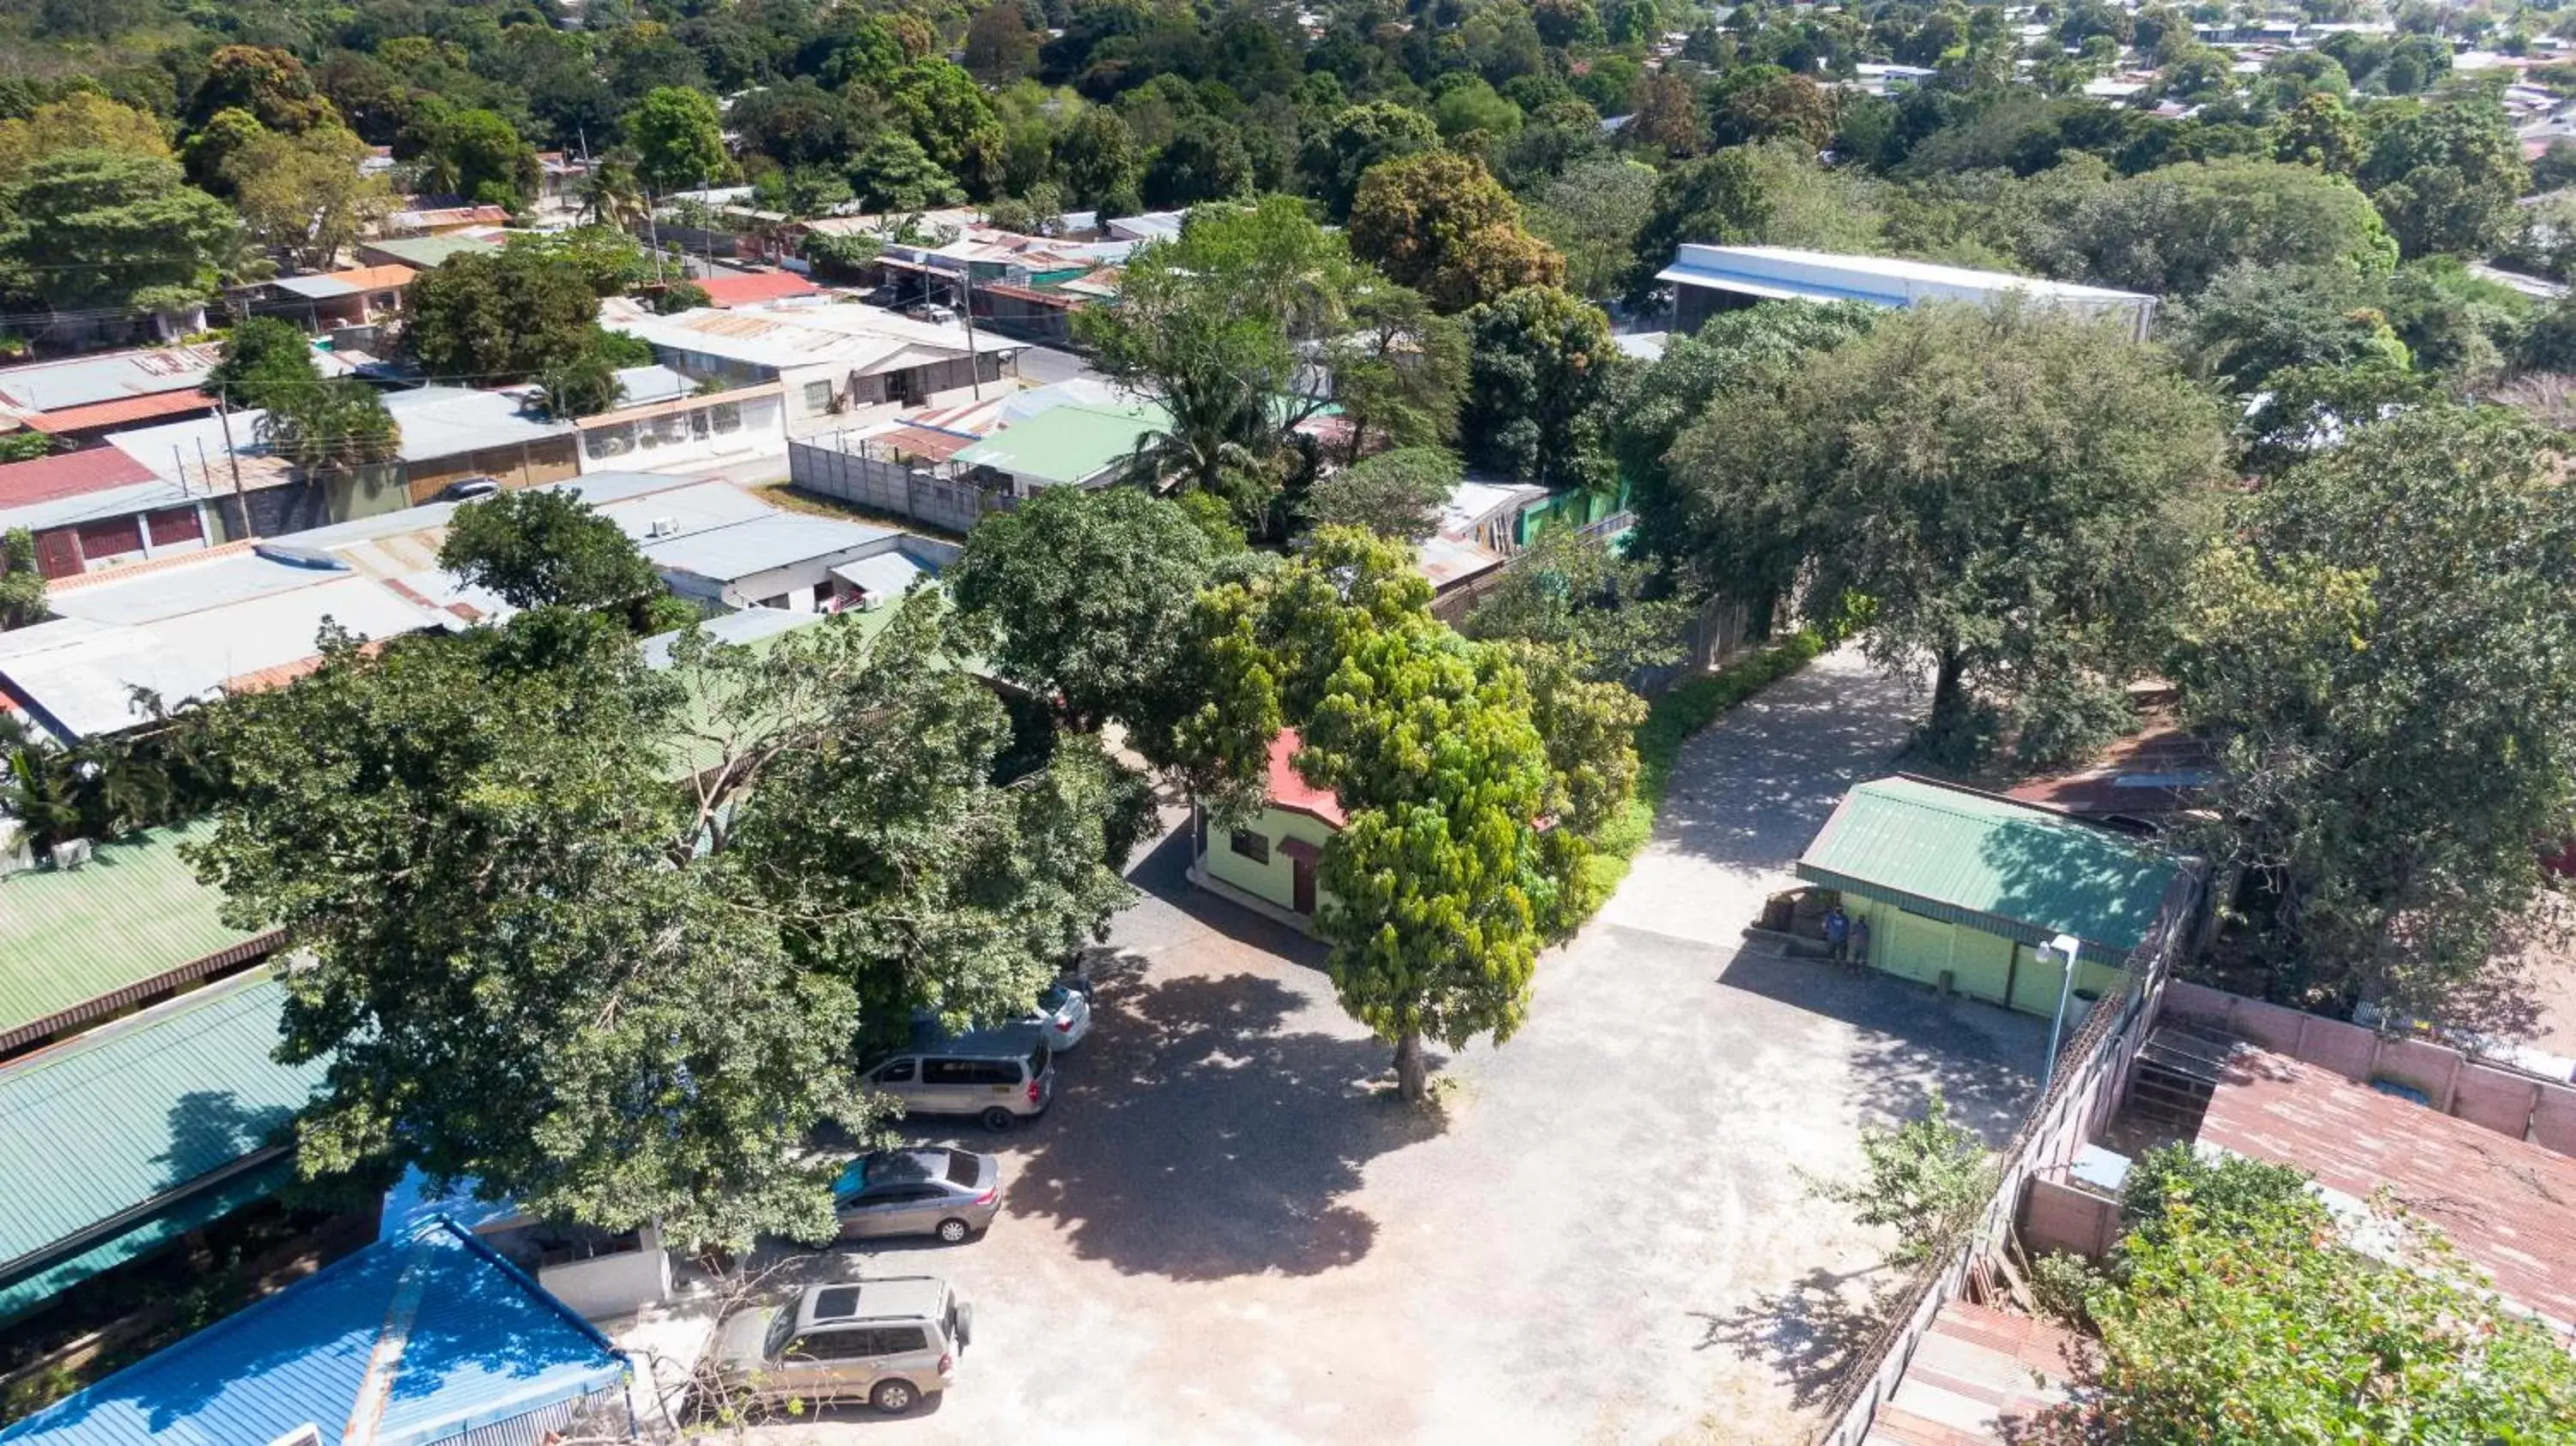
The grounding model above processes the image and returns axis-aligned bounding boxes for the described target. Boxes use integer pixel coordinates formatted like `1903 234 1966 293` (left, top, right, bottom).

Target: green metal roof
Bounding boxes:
1796 777 2181 963
951 403 1165 487
0 971 325 1315
0 823 278 1052
0 1161 287 1322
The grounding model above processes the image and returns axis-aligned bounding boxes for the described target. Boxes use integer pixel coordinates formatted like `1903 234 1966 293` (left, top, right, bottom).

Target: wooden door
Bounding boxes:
1291 854 1316 914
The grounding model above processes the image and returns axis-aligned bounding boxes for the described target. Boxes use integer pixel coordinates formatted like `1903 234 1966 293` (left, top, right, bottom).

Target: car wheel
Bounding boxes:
978 1106 1015 1132
935 1217 972 1244
872 1380 916 1413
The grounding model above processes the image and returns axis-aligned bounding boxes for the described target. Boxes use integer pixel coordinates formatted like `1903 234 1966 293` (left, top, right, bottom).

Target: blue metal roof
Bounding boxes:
0 1218 629 1446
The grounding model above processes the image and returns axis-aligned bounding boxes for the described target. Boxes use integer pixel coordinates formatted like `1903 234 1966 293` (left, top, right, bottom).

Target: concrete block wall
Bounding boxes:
2156 979 2576 1156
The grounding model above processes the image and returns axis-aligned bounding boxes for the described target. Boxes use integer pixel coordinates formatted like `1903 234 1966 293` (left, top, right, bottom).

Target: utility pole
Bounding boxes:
957 263 982 401
211 386 248 515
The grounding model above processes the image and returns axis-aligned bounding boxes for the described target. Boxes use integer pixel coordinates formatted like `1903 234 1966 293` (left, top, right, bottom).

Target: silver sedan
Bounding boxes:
832 1148 1003 1244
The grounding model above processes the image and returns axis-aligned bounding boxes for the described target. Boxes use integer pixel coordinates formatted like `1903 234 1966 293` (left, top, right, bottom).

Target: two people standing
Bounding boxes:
1822 902 1869 969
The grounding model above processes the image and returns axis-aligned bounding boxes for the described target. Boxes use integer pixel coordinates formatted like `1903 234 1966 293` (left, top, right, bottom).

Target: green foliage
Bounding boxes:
2174 405 2576 1032
1523 158 1659 304
1631 631 1822 811
1307 446 1459 544
1669 303 2228 767
628 85 730 193
401 103 539 207
848 131 962 212
949 485 1225 732
0 432 53 465
0 149 239 312
2038 158 2397 298
190 591 1145 1246
1797 1086 1993 1269
404 248 607 382
508 227 656 299
224 124 395 272
206 316 318 410
1460 285 1619 489
1303 101 1438 221
1328 283 1466 463
2078 1158 2576 1443
1348 150 1564 314
2357 98 2526 259
437 488 663 612
2115 1142 2311 1259
1464 525 1695 684
1141 115 1253 209
0 528 46 632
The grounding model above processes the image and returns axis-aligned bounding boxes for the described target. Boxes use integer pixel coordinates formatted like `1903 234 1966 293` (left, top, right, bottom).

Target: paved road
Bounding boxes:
762 647 2044 1445
1009 345 1098 389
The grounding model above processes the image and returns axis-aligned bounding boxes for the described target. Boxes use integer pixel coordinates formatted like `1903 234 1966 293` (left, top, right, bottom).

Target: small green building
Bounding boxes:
1189 730 1346 931
1795 776 2190 1017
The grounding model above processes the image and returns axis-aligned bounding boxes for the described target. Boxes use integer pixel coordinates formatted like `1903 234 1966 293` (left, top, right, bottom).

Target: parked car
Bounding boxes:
434 476 501 501
833 1148 1001 1243
908 303 958 325
1023 981 1091 1049
710 1277 972 1414
866 1025 1056 1131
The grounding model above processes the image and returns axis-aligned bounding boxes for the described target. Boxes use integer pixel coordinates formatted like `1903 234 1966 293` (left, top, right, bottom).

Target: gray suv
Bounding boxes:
866 1026 1056 1132
712 1277 971 1414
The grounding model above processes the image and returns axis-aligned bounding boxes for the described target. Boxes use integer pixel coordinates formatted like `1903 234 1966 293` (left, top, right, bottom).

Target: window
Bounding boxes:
688 407 711 440
875 1326 930 1354
811 1285 863 1319
586 423 635 460
711 402 743 434
802 380 833 411
873 1058 916 1084
943 1153 979 1188
1229 829 1270 864
788 1328 874 1361
923 1058 978 1086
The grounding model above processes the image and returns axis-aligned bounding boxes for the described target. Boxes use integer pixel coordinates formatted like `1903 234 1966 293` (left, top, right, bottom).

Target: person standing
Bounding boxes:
1848 914 1870 972
1823 903 1849 963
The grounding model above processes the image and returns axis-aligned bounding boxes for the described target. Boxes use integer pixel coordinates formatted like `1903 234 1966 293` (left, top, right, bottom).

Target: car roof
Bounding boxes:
835 1149 951 1194
799 1277 949 1328
901 1020 1045 1058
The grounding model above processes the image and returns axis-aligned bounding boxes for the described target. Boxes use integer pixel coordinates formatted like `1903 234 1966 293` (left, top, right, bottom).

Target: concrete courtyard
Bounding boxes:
753 649 2049 1445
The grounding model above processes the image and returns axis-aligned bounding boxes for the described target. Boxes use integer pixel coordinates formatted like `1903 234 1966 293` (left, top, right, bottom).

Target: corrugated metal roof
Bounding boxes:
0 972 326 1300
1795 777 2180 962
21 389 217 435
645 511 893 584
0 820 272 1047
0 1161 286 1323
829 549 933 599
0 347 217 413
0 448 157 507
951 402 1161 486
0 1217 625 1446
380 386 574 463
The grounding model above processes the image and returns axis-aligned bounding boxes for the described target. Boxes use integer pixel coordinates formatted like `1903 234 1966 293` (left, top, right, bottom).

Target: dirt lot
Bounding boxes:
754 651 2048 1445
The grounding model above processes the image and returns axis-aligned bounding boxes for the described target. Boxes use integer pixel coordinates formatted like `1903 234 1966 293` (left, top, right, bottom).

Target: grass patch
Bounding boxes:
1585 630 1827 897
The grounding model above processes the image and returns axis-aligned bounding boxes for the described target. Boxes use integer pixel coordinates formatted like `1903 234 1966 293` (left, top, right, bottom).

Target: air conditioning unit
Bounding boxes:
51 838 93 871
646 516 679 538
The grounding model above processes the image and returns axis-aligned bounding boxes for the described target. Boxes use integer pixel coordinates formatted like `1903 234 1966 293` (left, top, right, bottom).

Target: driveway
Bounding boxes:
756 649 2047 1444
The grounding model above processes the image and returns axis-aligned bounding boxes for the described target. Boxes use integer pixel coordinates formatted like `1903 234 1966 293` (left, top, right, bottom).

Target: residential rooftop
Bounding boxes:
605 301 1023 373
1659 244 2159 326
0 820 274 1056
0 346 218 416
643 510 896 586
1796 776 2185 966
380 385 576 463
951 401 1161 487
0 1216 626 1445
0 970 326 1322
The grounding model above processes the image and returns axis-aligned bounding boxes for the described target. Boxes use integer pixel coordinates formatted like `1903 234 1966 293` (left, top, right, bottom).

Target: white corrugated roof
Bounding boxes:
645 513 895 584
380 386 575 463
1659 245 2156 307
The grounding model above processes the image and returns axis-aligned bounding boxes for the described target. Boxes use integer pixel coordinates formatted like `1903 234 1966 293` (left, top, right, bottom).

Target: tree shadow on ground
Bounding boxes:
1651 658 1922 875
906 967 1444 1282
1717 951 2045 1147
1692 1265 1894 1411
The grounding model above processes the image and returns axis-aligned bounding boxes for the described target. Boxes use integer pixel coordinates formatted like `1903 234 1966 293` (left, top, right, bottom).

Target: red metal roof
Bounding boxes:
2198 1044 2576 1334
1267 729 1347 829
874 424 978 463
0 447 157 507
20 388 216 434
694 270 823 307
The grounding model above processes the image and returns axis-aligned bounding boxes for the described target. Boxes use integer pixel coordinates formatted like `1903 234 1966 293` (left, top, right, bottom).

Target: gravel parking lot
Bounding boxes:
755 651 2048 1445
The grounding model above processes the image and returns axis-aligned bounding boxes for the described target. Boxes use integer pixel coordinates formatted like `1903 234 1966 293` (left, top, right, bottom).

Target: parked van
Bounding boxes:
866 1025 1056 1131
711 1277 971 1414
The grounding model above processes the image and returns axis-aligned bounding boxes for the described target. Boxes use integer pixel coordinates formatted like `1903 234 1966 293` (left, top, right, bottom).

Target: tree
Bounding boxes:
191 592 1145 1246
439 488 663 611
628 86 730 194
257 378 402 475
0 149 240 313
1054 106 1142 212
1141 116 1252 209
403 105 540 206
1330 283 1467 463
1463 525 1694 683
0 93 169 184
1346 151 1564 313
2179 261 2408 393
1627 70 1705 160
2065 1156 2576 1442
1307 447 1460 543
507 226 655 298
892 61 1004 193
1668 304 2229 766
1525 158 1660 303
0 529 46 631
1170 531 1637 1100
1797 1088 1991 1269
1623 150 1772 305
1303 101 1438 221
1710 67 1837 149
189 45 337 133
2173 406 2576 1032
1431 78 1522 142
403 249 604 381
208 316 323 410
226 125 397 271
1460 285 1619 489
2273 91 2364 176
1074 197 1362 518
2041 158 2396 299
848 132 963 212
963 3 1041 86
948 486 1225 732
2359 99 2526 259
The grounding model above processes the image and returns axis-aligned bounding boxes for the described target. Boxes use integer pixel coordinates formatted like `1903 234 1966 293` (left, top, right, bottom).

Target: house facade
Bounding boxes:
1190 731 1347 931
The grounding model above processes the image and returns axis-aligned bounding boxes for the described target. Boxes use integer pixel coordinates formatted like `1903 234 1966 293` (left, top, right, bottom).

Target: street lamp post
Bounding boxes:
2040 932 2085 1092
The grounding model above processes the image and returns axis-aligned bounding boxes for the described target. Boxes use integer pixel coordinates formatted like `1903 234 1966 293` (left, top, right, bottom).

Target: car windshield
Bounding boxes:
1037 984 1071 1012
943 1151 978 1188
762 1307 796 1361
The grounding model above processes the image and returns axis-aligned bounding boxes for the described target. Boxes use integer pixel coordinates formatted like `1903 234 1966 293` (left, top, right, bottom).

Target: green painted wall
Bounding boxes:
1201 806 1338 915
1844 896 2127 1018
